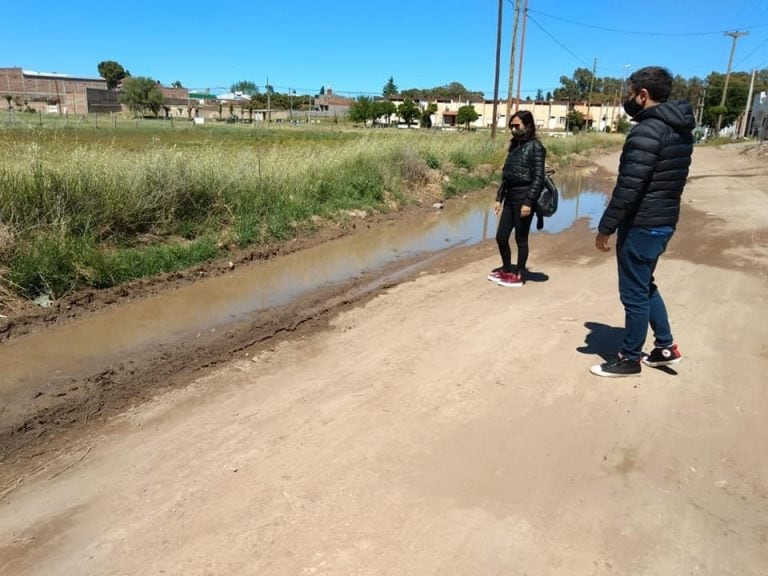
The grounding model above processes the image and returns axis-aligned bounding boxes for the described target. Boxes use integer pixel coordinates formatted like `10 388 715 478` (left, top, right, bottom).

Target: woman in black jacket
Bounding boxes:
488 110 546 287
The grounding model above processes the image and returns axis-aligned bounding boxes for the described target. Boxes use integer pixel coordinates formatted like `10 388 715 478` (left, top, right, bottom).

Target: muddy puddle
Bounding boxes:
0 171 609 390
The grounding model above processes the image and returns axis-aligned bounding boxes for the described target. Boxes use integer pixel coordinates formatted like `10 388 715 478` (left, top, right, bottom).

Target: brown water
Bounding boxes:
0 172 608 389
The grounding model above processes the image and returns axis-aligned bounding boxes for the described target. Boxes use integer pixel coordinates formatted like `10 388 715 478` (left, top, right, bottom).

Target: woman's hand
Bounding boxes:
520 205 532 218
494 201 501 215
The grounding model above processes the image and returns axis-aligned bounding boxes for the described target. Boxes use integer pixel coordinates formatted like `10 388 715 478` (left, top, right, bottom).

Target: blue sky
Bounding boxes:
3 0 768 98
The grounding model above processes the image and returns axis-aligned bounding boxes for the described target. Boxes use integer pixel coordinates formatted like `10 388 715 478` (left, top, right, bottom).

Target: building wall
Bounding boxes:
748 91 768 138
1 67 193 117
385 97 625 132
0 67 107 115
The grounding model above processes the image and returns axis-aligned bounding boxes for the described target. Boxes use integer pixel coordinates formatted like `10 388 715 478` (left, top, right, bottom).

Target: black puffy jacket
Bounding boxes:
598 100 695 235
496 137 546 206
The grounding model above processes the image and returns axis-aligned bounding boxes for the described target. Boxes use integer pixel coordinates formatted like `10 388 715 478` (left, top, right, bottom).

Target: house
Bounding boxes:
0 66 192 118
0 66 108 114
381 96 625 132
747 91 768 139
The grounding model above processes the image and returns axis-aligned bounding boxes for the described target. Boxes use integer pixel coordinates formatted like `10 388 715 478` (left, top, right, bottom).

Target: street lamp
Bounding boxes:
290 89 295 121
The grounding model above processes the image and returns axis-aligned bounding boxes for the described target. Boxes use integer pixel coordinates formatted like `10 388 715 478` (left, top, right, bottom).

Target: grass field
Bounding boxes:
0 117 621 301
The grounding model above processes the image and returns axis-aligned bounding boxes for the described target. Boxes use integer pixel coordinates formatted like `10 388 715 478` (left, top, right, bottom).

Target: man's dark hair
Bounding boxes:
627 66 673 102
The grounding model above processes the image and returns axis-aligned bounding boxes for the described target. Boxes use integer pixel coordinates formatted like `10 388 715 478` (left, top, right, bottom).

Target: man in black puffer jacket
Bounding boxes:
590 66 695 378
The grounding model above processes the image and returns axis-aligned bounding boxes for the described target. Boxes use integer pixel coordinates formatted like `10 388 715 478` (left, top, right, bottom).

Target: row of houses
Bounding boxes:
0 67 353 123
3 66 767 136
0 66 626 130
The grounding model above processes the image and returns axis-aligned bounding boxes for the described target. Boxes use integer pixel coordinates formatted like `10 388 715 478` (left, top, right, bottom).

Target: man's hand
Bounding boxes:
520 205 532 218
595 233 611 252
494 201 501 215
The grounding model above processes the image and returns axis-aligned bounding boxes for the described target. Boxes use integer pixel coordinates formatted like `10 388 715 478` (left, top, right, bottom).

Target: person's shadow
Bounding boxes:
577 321 679 374
576 321 624 361
524 269 549 283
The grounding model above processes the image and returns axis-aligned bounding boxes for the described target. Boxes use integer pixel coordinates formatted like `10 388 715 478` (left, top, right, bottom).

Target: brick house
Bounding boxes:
0 67 108 114
0 67 191 117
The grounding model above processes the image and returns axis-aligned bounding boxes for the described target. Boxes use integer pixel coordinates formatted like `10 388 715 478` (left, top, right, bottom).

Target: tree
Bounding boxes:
420 102 438 128
456 105 479 129
397 98 420 126
119 76 164 117
97 60 127 90
545 91 553 101
566 109 585 132
535 89 544 101
349 96 373 126
319 86 325 95
373 100 397 125
383 76 398 97
231 80 258 95
171 80 183 89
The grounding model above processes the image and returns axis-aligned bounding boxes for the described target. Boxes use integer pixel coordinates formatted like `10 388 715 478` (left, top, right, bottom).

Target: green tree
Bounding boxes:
383 76 398 97
535 88 544 101
420 102 438 128
702 71 752 129
97 60 127 90
377 100 397 125
616 115 631 134
119 77 164 117
231 80 258 95
397 98 421 126
456 105 479 129
171 80 183 89
566 109 585 131
349 96 373 126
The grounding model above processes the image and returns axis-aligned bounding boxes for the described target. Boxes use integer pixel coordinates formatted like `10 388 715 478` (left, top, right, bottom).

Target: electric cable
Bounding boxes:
528 8 768 37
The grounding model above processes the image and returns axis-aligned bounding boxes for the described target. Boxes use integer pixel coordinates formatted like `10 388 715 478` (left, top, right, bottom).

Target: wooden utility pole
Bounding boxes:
513 0 529 112
586 58 597 130
491 0 504 139
505 0 521 123
740 68 757 138
716 30 748 133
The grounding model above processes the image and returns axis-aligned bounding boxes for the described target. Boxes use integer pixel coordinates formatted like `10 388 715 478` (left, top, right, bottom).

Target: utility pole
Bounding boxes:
716 30 748 133
491 0 503 139
586 57 597 131
505 0 522 123
266 75 271 124
740 68 757 138
513 0 529 112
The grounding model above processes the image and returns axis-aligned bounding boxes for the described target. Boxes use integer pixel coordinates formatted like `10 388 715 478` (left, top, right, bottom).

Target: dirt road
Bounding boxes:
1 144 766 575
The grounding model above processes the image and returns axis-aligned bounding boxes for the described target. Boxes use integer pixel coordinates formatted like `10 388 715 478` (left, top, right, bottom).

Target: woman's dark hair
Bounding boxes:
508 110 536 148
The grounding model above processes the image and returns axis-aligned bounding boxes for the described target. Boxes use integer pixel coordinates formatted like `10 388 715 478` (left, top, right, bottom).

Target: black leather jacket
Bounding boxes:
598 99 695 235
496 137 547 206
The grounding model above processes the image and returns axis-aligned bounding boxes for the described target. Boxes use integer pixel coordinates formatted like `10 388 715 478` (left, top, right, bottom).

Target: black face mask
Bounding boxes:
511 127 527 139
623 96 644 118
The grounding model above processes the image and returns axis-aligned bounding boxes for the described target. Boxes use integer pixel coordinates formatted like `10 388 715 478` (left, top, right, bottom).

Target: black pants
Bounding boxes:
495 202 533 274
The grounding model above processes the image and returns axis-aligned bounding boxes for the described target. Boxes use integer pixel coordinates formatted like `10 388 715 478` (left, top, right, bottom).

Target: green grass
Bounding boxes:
0 120 622 301
0 122 504 299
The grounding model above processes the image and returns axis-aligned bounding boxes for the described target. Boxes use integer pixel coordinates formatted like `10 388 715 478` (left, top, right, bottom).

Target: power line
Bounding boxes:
526 14 591 68
528 8 768 37
735 34 768 66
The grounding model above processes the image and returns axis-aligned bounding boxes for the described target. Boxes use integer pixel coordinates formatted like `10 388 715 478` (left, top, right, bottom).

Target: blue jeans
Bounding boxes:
615 226 675 360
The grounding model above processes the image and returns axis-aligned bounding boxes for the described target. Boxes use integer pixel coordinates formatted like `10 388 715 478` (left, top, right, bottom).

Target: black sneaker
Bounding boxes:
642 344 682 367
590 355 641 377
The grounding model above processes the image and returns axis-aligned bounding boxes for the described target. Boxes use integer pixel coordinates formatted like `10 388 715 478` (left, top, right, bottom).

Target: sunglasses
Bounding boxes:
510 123 523 128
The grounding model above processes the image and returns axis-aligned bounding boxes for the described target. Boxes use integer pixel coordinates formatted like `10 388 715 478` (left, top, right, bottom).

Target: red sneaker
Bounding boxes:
487 267 505 281
495 272 523 287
